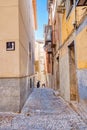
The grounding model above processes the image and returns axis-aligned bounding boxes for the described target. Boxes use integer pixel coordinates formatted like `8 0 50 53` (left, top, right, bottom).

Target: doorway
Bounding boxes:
56 56 60 90
68 42 77 101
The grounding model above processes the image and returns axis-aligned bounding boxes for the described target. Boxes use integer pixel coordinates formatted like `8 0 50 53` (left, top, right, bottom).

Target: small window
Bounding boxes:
6 42 15 51
29 42 31 52
29 42 31 59
30 78 32 88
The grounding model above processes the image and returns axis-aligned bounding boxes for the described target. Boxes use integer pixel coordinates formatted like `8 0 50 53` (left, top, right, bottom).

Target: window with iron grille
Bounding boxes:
6 42 15 51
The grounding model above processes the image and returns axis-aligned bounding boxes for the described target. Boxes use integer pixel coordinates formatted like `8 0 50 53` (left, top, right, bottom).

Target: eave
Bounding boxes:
32 0 37 30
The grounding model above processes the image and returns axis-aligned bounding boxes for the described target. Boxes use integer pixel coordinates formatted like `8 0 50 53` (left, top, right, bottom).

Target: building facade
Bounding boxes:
45 0 87 106
0 0 37 112
35 40 46 87
44 25 53 88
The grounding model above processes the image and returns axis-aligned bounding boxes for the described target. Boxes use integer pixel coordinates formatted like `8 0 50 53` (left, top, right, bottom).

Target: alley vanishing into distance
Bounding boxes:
0 0 87 129
0 88 87 130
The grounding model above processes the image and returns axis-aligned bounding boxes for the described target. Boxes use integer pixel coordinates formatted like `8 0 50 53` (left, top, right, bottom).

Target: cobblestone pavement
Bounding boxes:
0 88 87 130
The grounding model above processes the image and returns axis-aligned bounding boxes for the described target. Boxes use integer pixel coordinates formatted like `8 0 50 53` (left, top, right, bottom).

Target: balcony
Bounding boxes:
47 0 53 11
44 43 52 54
44 25 52 42
56 0 65 14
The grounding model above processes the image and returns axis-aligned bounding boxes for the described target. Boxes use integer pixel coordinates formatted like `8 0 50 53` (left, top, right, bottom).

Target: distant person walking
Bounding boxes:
42 83 45 88
37 81 40 88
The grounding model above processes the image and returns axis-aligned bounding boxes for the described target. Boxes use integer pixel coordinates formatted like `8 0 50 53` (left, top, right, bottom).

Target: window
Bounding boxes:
6 42 15 51
29 42 31 59
30 78 32 88
29 42 31 52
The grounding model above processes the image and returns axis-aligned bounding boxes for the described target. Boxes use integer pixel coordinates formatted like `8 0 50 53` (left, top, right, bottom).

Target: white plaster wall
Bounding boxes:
60 51 70 101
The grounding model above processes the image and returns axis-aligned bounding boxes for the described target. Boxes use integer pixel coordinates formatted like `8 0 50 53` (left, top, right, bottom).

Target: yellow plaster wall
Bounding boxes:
76 27 87 69
0 0 19 77
62 10 75 44
76 6 87 26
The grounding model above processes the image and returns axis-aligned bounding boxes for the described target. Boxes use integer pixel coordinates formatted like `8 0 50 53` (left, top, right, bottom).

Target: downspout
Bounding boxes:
74 0 79 102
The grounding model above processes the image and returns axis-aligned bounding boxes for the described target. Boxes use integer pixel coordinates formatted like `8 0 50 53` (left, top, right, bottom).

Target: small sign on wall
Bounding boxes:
6 42 15 51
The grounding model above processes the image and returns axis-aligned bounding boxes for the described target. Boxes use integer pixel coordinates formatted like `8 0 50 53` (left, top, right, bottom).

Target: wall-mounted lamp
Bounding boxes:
72 21 77 29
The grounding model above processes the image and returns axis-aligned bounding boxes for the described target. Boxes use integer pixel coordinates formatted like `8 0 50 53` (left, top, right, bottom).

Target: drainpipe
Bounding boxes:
75 0 77 29
74 0 79 103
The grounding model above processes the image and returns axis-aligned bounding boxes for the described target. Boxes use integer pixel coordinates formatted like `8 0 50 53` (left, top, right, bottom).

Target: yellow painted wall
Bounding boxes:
76 6 87 26
61 6 86 44
0 0 19 77
62 9 75 44
76 27 87 69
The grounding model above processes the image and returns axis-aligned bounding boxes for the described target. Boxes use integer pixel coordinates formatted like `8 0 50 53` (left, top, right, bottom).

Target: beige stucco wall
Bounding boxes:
0 0 19 77
0 0 36 112
0 0 35 78
19 0 35 77
59 45 70 101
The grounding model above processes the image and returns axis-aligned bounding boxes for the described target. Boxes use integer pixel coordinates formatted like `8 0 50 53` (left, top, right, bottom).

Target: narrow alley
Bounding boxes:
0 0 87 129
0 88 87 130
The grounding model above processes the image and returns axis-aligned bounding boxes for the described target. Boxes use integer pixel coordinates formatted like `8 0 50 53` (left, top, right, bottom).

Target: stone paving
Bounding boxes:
0 88 87 130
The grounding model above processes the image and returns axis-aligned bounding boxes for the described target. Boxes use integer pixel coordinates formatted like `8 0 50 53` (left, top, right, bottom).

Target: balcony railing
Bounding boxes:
44 42 52 54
